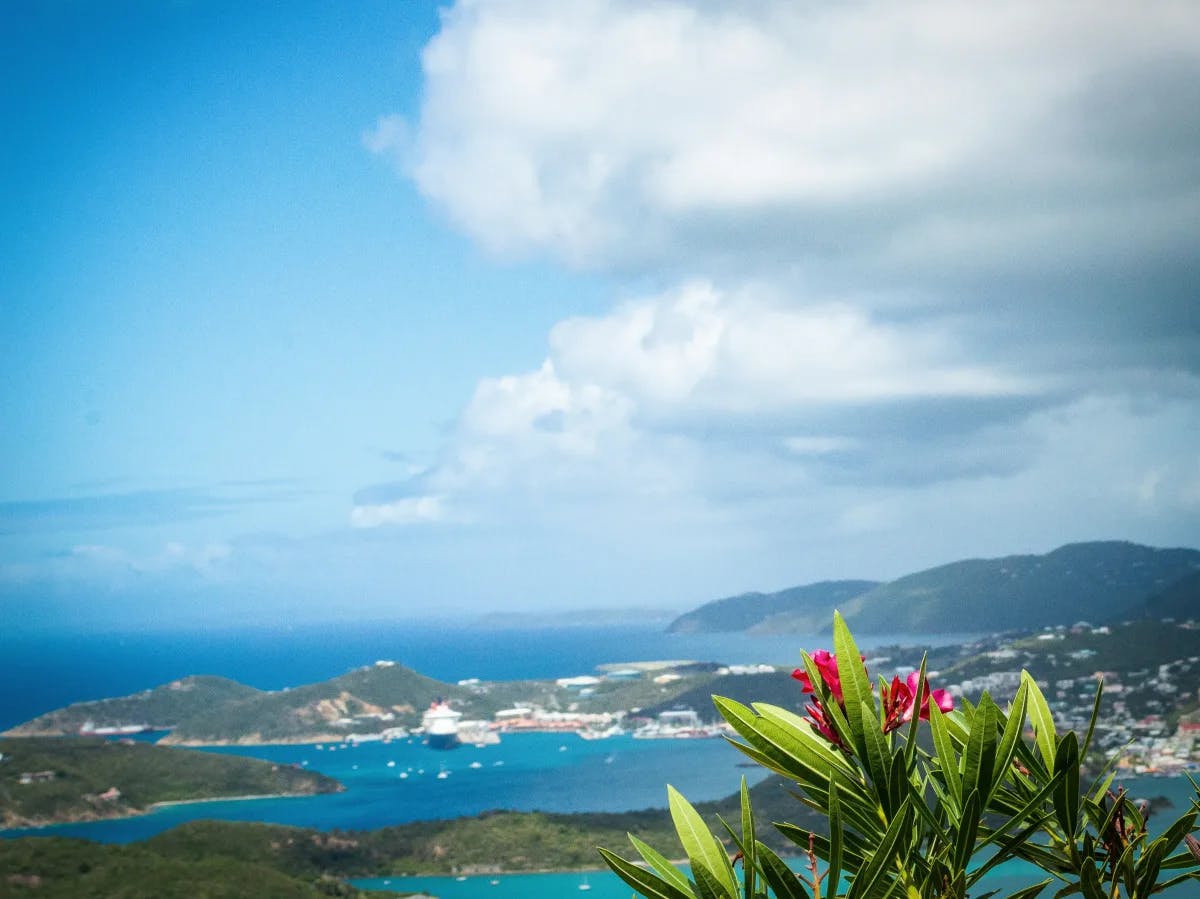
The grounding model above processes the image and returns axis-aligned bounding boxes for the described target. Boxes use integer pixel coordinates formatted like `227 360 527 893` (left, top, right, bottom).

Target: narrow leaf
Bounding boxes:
755 841 812 899
1022 671 1056 772
599 848 695 899
668 785 738 899
629 834 695 895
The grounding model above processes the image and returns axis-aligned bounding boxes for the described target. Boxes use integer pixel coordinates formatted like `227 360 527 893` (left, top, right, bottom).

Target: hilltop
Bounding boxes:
667 541 1200 634
4 676 262 738
666 580 878 634
0 737 341 829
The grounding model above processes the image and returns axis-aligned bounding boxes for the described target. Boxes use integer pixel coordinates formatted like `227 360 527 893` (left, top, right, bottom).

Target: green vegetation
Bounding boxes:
666 581 878 634
3 676 261 737
0 738 340 828
0 836 368 898
602 613 1200 899
1143 570 1200 621
669 541 1200 634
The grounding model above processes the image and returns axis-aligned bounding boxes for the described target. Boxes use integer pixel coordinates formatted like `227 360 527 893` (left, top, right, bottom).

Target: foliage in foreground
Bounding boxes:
602 613 1200 898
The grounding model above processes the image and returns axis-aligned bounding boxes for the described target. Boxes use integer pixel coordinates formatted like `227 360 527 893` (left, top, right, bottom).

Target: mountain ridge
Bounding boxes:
667 541 1200 634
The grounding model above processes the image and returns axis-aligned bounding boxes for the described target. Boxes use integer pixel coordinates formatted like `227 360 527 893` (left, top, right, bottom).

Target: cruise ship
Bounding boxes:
421 700 463 750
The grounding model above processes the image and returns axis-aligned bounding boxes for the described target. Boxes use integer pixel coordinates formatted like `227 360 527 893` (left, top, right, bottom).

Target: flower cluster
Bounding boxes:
792 649 953 746
881 671 954 733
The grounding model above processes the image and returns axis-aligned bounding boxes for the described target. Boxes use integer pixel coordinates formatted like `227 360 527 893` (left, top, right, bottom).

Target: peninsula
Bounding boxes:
0 737 341 829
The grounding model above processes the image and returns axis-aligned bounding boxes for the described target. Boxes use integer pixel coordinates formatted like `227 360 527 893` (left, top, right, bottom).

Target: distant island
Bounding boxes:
0 737 341 829
667 540 1200 634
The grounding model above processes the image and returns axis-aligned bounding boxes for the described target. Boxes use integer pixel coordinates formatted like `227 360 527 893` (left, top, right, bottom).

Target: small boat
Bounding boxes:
579 874 592 890
469 761 483 769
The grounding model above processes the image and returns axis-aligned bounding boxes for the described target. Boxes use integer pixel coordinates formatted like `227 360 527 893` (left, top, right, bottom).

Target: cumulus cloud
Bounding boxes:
399 0 1199 320
353 0 1200 595
352 280 1046 526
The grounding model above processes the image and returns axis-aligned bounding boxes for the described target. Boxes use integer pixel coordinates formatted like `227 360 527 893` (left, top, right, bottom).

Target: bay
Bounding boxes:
1 732 767 842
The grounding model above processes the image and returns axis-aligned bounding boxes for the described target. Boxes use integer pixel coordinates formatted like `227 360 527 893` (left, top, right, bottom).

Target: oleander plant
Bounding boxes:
600 613 1200 898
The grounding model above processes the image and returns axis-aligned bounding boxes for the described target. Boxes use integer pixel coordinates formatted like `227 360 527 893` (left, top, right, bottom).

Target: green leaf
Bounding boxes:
1051 732 1080 839
903 658 928 768
1078 679 1103 760
754 841 812 899
1022 671 1057 772
629 834 695 895
1004 881 1051 899
859 698 891 795
833 611 876 762
928 700 961 808
599 848 695 899
1078 857 1107 899
828 780 843 899
991 680 1028 802
668 785 738 899
962 694 997 806
1134 837 1168 898
953 789 981 873
846 800 910 899
739 777 756 899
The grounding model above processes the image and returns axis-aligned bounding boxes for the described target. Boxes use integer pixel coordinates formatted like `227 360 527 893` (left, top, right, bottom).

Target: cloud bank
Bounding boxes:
356 0 1200 592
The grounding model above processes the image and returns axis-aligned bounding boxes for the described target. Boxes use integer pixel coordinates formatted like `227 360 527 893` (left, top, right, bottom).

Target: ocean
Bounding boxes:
0 620 979 731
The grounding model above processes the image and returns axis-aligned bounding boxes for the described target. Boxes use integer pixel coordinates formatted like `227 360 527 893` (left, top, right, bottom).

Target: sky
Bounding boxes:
2 0 1198 630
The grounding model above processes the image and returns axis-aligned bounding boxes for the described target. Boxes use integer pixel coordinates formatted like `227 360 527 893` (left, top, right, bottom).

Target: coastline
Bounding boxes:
1 789 324 833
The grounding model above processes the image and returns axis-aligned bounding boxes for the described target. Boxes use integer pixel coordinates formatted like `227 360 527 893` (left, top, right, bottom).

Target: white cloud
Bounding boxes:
404 0 1200 283
550 282 1028 413
349 0 1200 598
350 495 447 528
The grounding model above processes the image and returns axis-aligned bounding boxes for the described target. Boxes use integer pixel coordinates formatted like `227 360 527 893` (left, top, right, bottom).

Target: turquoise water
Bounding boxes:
1 733 767 842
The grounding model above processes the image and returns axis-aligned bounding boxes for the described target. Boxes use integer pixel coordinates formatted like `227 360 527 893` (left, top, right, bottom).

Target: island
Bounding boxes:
0 737 341 829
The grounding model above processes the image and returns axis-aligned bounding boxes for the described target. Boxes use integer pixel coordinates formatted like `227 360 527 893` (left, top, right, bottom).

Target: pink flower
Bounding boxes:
792 650 867 748
881 671 954 733
805 699 847 750
791 649 863 704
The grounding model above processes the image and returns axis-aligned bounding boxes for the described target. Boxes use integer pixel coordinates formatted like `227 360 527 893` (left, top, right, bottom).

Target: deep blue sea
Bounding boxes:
0 621 978 731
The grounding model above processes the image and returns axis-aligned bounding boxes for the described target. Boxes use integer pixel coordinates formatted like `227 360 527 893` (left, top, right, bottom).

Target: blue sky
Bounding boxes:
3 1 1198 630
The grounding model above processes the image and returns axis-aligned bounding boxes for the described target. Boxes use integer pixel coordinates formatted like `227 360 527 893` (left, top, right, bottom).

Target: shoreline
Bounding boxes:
1 790 321 833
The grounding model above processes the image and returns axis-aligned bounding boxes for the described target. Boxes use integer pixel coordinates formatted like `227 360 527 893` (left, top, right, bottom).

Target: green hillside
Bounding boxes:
1141 569 1200 620
666 580 879 633
840 541 1200 633
4 676 261 737
665 542 1199 636
0 737 341 829
0 836 367 898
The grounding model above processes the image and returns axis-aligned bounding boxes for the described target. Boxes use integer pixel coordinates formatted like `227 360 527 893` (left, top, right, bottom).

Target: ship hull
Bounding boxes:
427 731 460 750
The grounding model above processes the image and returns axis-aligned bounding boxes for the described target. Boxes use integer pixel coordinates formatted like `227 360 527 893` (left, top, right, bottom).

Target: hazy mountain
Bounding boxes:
668 542 1200 635
1140 569 1200 620
839 541 1200 633
666 580 880 634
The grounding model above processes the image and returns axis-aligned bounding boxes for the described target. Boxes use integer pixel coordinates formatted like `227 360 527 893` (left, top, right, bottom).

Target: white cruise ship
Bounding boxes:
421 700 463 750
